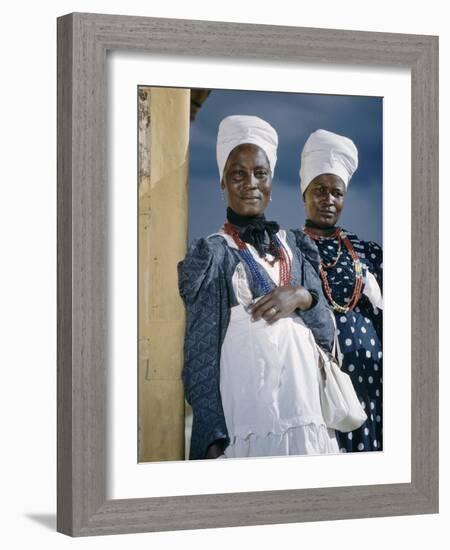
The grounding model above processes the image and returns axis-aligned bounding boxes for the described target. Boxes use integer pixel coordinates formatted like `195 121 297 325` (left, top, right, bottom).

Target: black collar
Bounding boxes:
226 207 280 257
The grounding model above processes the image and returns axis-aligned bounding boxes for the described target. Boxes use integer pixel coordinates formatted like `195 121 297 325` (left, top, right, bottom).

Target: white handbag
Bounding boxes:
316 343 367 433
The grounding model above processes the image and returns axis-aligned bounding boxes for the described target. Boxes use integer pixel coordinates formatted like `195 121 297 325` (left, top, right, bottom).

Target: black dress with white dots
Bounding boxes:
299 229 383 453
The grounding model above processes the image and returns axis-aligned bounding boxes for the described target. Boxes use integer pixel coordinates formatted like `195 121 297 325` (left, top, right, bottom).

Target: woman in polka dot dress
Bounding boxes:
293 129 383 453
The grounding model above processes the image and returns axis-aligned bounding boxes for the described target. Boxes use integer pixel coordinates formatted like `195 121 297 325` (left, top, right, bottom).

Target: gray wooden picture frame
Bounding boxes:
57 12 439 537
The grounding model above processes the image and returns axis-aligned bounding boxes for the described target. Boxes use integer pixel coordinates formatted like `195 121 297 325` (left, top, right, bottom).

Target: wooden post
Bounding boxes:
138 87 189 461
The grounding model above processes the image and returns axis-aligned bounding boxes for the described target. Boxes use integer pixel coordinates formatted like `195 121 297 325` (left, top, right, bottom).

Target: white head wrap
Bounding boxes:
300 129 358 194
216 115 278 181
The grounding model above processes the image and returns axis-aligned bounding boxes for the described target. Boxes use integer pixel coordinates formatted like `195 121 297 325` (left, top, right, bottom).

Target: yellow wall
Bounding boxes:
138 87 190 462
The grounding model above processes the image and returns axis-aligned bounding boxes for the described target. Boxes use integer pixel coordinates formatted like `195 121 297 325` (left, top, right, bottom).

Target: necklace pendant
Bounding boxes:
263 254 276 267
312 228 363 313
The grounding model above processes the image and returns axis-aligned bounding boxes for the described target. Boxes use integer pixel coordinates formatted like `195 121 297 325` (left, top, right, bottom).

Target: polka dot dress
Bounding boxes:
314 230 383 453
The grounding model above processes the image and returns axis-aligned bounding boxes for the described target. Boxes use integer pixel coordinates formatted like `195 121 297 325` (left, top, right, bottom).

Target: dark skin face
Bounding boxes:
221 144 272 217
303 174 346 235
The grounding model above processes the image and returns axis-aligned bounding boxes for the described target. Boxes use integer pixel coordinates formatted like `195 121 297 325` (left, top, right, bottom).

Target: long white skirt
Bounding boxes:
220 305 338 458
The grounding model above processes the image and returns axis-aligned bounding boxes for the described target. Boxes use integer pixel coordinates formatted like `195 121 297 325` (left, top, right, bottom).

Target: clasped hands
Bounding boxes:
248 285 313 324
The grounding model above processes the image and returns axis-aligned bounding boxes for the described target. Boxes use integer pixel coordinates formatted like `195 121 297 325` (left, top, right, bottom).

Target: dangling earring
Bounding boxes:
221 190 225 201
270 194 272 202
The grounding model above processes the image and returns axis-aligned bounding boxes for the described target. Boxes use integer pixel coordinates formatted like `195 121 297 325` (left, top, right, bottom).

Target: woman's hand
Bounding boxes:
249 285 313 324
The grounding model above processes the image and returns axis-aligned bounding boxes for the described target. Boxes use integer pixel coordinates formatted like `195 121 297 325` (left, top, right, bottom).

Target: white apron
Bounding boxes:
218 230 338 458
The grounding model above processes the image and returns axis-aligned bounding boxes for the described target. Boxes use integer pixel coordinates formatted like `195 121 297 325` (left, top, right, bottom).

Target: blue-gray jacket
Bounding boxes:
177 230 334 460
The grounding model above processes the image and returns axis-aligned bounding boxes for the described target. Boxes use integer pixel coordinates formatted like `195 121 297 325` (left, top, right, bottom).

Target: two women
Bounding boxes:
294 129 383 453
179 118 383 459
178 116 339 460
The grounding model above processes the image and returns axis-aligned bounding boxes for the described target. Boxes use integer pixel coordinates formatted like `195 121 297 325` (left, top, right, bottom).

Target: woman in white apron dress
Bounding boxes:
178 115 338 460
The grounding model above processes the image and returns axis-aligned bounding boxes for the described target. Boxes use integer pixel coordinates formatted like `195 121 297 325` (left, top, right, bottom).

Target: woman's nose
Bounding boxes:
322 192 334 205
243 173 258 188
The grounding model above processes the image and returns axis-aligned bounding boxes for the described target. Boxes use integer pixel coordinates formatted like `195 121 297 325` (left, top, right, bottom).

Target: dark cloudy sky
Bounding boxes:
188 89 383 246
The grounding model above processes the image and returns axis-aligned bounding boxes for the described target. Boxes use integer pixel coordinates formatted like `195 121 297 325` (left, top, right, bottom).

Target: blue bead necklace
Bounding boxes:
224 223 291 295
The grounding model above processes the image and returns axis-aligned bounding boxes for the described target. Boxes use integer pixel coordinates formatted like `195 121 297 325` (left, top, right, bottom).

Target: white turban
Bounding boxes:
216 115 278 181
300 129 358 194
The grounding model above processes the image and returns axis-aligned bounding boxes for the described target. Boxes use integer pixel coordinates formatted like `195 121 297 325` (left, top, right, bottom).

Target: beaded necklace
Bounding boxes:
303 226 363 313
224 222 291 294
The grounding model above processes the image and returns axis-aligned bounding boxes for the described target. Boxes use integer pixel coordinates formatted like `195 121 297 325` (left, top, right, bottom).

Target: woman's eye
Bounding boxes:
255 170 268 178
232 170 245 178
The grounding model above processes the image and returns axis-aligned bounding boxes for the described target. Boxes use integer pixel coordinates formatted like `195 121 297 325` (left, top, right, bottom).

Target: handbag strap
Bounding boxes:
317 309 343 368
329 310 344 366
